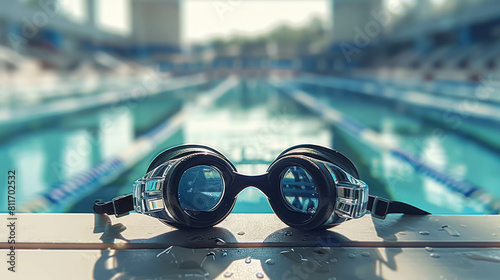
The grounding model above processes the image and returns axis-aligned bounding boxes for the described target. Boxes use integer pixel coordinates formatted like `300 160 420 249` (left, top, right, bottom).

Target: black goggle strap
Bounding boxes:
94 194 134 217
367 195 430 219
94 193 431 219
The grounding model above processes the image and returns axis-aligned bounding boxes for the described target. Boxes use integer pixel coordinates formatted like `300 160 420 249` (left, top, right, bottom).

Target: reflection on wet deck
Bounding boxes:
1 213 500 279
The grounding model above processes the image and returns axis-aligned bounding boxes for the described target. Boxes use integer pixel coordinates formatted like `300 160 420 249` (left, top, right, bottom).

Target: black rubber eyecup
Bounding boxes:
147 144 236 173
267 155 337 230
275 144 359 179
163 153 237 228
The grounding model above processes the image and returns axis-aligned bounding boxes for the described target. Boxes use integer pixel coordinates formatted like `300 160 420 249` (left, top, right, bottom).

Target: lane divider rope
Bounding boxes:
270 81 500 214
20 76 239 213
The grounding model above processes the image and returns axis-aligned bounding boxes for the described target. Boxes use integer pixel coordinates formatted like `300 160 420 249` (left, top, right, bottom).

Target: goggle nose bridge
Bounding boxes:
230 172 273 198
94 144 431 230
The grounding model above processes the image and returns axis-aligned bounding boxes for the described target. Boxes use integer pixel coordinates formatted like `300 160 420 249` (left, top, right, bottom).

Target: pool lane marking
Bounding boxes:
271 82 499 214
0 73 207 125
19 76 240 213
297 75 500 123
360 76 500 105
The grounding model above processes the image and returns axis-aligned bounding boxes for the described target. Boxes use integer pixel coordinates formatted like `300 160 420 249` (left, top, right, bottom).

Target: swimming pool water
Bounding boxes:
1 79 499 215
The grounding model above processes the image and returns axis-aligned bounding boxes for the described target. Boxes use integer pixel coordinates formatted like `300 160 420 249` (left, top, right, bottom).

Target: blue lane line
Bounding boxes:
0 74 207 126
390 149 479 197
298 75 500 123
273 82 499 214
42 158 125 205
360 76 500 104
20 77 239 213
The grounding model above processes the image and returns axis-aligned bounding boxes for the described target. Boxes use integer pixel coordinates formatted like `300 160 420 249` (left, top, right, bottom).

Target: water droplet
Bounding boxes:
245 257 252 264
285 231 293 236
430 253 440 258
256 272 264 278
493 233 498 237
281 250 303 263
215 238 226 246
328 277 337 280
237 231 245 235
419 231 430 235
265 259 275 265
222 252 228 257
206 252 216 260
440 225 460 237
329 258 337 263
464 251 500 263
200 252 216 267
224 271 233 278
425 247 434 252
397 231 406 235
313 250 326 255
361 251 371 257
156 246 173 258
348 253 356 259
460 224 468 228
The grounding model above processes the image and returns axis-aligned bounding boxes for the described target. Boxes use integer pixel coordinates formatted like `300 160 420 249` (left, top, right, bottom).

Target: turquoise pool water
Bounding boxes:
1 79 499 215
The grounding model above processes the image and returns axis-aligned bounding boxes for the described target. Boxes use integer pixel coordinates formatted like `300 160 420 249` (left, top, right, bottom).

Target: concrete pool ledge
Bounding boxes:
1 213 499 249
1 213 500 279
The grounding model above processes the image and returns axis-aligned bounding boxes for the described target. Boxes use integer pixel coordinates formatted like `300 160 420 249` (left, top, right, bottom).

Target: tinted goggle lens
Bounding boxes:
97 144 430 229
178 165 224 212
178 164 322 215
130 144 378 230
280 166 319 215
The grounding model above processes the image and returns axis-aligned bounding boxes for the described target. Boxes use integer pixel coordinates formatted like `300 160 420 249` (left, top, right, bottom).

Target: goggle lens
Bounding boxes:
96 144 430 230
178 165 224 212
280 166 319 215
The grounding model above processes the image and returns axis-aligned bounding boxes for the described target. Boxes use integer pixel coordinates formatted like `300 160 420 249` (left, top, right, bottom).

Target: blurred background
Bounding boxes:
1 0 500 215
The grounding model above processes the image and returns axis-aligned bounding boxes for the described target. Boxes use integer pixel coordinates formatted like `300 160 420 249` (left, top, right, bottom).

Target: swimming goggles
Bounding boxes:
94 144 429 230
